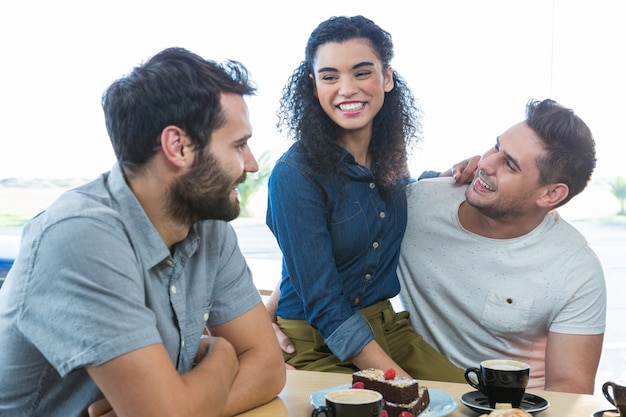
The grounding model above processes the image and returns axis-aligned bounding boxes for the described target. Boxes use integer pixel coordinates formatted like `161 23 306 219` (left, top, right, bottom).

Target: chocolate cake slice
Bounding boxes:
384 385 430 417
352 368 421 406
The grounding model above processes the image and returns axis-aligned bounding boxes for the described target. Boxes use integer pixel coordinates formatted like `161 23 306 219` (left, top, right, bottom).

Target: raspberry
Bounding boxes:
381 410 388 417
400 412 413 417
351 381 365 389
383 368 396 380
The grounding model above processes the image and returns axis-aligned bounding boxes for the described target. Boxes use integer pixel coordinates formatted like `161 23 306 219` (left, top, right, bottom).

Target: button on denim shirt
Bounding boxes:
266 144 407 361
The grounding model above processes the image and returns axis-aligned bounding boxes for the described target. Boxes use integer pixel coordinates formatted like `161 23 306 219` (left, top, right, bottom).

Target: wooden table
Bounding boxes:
236 369 614 416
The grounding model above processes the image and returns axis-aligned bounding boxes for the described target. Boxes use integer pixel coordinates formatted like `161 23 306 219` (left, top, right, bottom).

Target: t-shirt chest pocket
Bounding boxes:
480 289 534 334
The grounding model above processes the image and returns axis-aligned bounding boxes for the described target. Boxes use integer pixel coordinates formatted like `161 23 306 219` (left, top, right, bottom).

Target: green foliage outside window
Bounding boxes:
610 176 626 216
238 150 273 217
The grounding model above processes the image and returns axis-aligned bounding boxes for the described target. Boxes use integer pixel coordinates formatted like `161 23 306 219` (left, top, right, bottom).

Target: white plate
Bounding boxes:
460 390 550 414
310 383 458 417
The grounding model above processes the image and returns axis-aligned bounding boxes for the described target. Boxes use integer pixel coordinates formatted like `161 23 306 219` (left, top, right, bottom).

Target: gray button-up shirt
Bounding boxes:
0 163 260 416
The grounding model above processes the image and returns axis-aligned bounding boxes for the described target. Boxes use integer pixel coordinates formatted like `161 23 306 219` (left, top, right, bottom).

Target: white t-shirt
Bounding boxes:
398 178 606 389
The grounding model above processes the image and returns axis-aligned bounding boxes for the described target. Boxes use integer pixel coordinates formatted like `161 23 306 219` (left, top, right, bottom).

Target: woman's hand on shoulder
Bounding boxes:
441 155 480 184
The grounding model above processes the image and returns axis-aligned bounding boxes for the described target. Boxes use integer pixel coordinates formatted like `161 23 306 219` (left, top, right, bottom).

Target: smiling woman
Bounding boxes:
264 14 468 382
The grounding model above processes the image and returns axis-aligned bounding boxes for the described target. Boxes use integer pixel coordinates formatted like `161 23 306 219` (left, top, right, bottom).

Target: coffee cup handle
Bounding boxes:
464 367 483 392
311 405 333 417
603 382 617 406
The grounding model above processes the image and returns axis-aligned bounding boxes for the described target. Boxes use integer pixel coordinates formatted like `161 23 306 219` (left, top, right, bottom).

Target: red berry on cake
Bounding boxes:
381 410 389 417
383 368 396 380
351 381 365 389
399 412 413 417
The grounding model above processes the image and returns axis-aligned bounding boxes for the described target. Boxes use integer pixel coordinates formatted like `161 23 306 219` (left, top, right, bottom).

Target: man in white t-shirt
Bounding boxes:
399 98 606 394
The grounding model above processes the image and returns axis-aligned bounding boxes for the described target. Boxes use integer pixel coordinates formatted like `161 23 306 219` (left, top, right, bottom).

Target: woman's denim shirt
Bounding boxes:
266 144 407 361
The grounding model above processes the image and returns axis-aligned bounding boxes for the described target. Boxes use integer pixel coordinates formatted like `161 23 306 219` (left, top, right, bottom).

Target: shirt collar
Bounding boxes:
108 162 173 269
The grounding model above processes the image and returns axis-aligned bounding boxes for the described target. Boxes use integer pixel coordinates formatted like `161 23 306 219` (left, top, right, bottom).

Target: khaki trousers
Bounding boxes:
277 299 465 382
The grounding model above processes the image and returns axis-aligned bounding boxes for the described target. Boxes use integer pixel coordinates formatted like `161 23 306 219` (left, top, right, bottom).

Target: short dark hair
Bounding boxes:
102 47 256 171
526 98 596 207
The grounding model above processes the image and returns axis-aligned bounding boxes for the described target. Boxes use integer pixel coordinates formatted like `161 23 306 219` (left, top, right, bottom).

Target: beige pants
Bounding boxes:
277 299 465 382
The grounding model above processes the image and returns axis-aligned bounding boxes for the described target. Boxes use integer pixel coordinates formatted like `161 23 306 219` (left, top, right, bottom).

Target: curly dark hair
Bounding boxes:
525 98 596 207
277 15 422 192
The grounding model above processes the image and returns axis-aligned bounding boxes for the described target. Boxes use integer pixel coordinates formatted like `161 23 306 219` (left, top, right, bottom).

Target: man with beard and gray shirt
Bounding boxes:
0 47 285 417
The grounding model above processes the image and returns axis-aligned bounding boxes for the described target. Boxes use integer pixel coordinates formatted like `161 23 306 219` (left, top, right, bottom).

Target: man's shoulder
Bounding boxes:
546 211 593 244
539 212 605 276
35 179 120 227
23 173 155 252
410 176 462 188
408 177 466 202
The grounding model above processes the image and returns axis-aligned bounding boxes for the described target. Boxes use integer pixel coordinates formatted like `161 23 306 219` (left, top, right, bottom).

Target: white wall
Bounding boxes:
0 0 623 179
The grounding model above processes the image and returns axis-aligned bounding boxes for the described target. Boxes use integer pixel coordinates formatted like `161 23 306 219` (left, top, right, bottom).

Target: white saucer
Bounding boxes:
591 410 619 417
310 383 457 417
460 390 550 414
